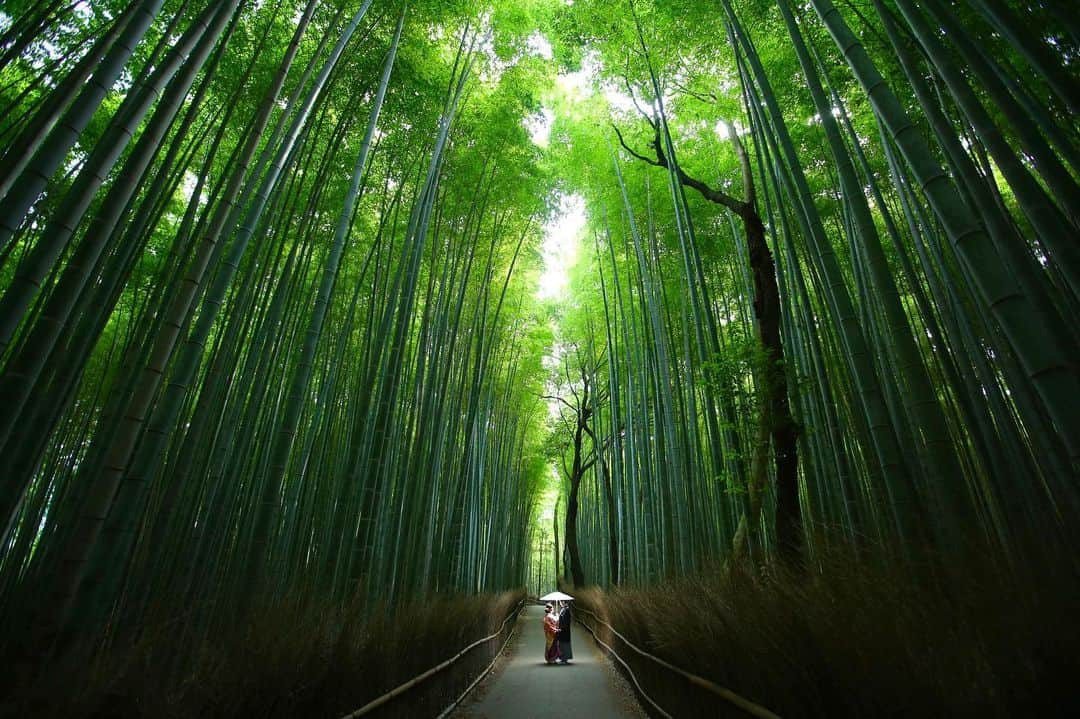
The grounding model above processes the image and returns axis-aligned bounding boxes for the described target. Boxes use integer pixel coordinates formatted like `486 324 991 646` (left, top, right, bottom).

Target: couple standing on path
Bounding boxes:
543 601 573 664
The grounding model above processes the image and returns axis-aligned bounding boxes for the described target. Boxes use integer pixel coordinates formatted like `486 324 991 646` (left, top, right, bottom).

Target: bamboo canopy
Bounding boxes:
0 1 1075 703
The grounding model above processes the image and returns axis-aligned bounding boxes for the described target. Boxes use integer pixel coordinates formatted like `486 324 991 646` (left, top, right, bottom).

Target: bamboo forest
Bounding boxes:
0 0 1077 716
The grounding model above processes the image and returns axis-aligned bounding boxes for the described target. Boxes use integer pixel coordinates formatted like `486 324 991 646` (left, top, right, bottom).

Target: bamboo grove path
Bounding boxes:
454 604 645 719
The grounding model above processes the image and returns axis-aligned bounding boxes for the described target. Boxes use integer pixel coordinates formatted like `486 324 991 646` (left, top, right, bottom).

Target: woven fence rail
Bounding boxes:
574 605 782 719
339 598 525 719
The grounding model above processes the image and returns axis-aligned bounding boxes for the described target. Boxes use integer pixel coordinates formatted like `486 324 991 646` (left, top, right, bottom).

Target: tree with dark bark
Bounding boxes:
546 345 607 587
613 79 800 561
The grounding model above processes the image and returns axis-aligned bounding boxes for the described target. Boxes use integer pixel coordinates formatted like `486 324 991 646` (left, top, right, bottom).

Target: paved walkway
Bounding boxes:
454 604 645 719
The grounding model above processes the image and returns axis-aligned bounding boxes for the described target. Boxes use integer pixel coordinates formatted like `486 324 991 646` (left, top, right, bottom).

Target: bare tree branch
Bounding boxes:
670 77 718 105
623 74 657 129
542 394 580 415
612 123 661 166
614 75 750 216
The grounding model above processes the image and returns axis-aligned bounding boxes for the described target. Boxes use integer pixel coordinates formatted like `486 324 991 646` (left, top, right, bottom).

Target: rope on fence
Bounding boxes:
339 598 525 719
573 612 674 719
435 605 522 719
575 606 782 719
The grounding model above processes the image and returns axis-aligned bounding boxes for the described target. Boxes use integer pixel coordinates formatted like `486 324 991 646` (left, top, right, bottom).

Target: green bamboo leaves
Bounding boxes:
0 0 1077 686
551 0 1079 583
0 1 552 676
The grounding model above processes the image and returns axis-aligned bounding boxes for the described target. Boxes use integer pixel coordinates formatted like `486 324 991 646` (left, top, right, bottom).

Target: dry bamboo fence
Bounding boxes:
574 605 782 719
339 599 525 718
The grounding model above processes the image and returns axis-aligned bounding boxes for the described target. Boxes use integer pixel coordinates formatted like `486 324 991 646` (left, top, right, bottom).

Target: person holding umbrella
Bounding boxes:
556 600 573 664
539 591 574 665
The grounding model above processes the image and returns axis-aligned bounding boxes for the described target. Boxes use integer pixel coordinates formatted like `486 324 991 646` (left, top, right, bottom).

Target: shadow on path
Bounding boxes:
454 604 645 719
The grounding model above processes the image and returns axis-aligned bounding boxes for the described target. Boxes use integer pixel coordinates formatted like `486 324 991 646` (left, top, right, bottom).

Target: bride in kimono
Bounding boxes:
543 602 561 663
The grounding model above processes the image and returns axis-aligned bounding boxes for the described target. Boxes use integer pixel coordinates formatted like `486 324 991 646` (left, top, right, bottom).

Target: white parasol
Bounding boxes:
539 591 574 601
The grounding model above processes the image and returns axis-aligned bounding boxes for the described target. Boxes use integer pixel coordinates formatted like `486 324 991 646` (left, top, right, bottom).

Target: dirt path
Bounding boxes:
453 604 646 719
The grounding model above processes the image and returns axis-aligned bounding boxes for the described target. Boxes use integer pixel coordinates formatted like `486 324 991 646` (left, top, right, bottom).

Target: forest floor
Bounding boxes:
453 604 646 719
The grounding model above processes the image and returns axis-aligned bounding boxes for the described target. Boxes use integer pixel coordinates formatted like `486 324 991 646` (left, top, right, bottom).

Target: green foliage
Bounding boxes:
0 0 1078 703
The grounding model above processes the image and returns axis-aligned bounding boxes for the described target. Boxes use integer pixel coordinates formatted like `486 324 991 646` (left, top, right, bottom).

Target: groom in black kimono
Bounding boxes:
557 602 573 664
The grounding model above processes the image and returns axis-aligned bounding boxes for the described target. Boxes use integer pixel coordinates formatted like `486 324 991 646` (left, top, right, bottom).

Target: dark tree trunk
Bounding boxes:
565 416 587 587
552 360 599 589
614 113 801 561
741 208 800 560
